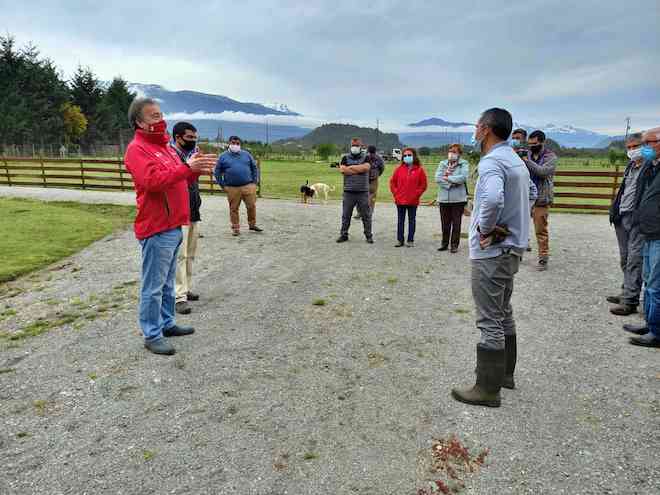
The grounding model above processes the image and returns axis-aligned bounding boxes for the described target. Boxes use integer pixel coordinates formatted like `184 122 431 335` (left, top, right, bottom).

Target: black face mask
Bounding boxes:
530 144 543 154
180 139 196 151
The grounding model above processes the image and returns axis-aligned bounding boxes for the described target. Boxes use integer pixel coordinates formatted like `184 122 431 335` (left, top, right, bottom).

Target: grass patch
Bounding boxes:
16 431 31 438
0 198 135 283
312 298 326 306
142 450 156 462
387 277 398 284
0 367 16 374
303 452 319 461
33 399 48 416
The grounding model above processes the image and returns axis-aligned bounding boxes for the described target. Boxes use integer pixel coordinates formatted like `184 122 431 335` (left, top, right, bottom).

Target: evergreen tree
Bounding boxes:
70 65 105 147
99 77 135 144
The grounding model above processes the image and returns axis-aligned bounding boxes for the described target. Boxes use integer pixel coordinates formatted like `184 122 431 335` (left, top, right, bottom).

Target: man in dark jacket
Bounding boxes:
171 122 202 315
607 133 645 316
354 145 385 220
337 138 373 243
523 130 557 271
628 126 660 348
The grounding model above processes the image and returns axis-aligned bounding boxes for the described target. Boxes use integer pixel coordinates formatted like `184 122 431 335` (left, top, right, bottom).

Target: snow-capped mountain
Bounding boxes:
127 83 301 117
514 122 607 147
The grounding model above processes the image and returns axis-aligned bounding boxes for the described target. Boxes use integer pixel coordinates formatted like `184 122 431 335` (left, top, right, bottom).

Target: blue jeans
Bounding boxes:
642 239 660 338
397 205 417 242
138 228 182 342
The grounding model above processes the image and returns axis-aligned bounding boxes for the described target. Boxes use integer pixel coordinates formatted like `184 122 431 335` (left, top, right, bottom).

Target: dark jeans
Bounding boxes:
396 205 417 242
643 239 660 338
341 191 372 238
439 202 466 248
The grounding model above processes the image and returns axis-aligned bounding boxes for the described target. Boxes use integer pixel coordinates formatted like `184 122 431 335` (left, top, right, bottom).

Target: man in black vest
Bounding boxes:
336 138 373 243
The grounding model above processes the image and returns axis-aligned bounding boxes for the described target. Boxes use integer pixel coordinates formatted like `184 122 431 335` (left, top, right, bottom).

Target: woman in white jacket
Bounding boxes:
435 143 470 253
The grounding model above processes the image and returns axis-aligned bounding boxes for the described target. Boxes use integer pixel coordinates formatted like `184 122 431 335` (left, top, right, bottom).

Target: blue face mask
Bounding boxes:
471 132 482 152
641 145 657 162
511 139 521 148
403 156 414 165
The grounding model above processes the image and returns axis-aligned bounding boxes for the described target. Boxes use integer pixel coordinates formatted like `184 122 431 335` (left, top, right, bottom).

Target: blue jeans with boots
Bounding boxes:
138 228 182 342
642 239 660 338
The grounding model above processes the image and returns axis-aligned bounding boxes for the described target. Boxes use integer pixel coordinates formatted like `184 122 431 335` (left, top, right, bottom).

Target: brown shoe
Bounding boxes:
610 304 637 316
232 230 240 237
175 301 192 315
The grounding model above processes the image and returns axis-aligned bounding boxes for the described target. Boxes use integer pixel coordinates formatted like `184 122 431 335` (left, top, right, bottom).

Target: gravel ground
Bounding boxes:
0 186 658 495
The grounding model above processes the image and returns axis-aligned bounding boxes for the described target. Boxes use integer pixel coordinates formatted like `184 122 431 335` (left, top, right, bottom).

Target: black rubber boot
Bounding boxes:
502 335 517 389
451 344 505 407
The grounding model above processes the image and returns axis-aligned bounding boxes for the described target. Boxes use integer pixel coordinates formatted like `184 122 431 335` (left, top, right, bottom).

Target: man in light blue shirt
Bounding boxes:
452 108 531 408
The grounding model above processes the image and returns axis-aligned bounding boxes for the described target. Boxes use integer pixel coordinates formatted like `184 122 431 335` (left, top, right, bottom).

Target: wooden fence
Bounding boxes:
0 157 248 196
1 157 623 211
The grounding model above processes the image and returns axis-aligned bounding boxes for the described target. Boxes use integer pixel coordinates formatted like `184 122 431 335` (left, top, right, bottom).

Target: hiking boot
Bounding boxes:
144 338 176 355
502 335 517 390
163 324 195 337
622 323 648 335
450 246 459 253
536 259 548 271
451 345 505 408
249 225 263 232
395 241 405 247
406 241 414 247
336 235 349 243
365 237 374 244
187 291 200 301
607 294 623 304
610 304 637 316
629 333 660 348
175 301 192 315
437 245 449 252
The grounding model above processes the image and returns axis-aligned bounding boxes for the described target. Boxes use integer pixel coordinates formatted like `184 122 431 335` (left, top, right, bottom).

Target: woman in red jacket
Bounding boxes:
389 147 428 247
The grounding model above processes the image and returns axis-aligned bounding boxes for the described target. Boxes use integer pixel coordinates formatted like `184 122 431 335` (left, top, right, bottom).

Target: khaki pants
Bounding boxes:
532 205 550 260
225 184 257 232
175 222 200 303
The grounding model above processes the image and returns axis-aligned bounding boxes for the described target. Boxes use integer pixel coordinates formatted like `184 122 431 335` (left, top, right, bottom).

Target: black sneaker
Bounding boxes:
175 301 192 315
186 291 200 301
622 323 648 335
437 245 449 252
366 237 374 244
163 325 195 337
336 235 348 243
607 294 623 304
249 225 263 232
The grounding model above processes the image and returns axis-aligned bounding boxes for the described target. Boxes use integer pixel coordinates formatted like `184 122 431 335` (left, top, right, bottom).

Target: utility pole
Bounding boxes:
376 119 379 150
624 117 631 140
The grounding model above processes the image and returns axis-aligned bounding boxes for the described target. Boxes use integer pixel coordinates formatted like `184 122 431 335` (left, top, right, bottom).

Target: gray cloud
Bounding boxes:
3 0 659 133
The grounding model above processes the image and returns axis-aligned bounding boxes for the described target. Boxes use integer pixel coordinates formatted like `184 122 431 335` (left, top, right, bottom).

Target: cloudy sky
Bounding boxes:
4 0 659 134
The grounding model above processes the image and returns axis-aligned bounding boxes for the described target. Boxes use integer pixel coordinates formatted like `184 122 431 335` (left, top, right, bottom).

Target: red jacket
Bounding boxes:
125 130 200 240
389 163 428 206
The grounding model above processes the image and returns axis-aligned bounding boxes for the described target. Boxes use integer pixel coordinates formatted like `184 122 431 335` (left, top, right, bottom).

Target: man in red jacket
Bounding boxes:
124 98 216 355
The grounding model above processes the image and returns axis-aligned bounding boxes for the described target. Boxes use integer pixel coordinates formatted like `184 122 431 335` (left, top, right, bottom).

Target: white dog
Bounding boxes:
310 183 335 203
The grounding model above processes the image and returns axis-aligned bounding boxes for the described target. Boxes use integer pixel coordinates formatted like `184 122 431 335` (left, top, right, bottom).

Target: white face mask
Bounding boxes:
448 152 459 162
350 146 361 155
627 147 642 161
229 144 241 153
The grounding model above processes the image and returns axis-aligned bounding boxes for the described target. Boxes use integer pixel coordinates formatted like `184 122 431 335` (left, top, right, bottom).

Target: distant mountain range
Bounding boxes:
408 117 472 128
401 119 612 148
279 123 402 151
127 83 300 116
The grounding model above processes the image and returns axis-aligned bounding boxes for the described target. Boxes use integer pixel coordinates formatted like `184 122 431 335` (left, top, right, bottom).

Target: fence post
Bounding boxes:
41 158 47 188
80 159 86 190
118 159 125 191
3 157 10 186
257 159 262 198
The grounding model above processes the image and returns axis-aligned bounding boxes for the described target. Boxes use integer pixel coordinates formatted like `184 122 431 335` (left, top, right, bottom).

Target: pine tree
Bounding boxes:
99 77 135 145
70 65 105 148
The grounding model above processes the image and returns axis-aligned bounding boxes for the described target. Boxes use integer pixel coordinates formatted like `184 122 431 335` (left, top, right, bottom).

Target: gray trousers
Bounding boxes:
614 213 644 305
341 191 372 238
471 253 520 350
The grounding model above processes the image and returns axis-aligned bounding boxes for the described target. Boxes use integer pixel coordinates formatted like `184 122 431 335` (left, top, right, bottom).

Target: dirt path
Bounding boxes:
1 187 658 494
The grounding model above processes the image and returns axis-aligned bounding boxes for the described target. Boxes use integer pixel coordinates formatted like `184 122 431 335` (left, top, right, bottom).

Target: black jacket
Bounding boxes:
171 144 202 222
634 160 660 239
609 161 636 225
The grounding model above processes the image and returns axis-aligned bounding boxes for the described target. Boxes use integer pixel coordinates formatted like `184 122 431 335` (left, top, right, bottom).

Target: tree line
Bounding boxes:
0 35 135 151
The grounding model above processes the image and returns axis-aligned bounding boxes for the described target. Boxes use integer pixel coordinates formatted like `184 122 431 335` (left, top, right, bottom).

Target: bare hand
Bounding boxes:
188 153 217 174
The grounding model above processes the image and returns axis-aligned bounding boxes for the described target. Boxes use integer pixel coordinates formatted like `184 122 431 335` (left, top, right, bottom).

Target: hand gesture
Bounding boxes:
188 153 217 174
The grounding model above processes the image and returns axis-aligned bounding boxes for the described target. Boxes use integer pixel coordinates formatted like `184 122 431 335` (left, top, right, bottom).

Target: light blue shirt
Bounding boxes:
469 142 531 260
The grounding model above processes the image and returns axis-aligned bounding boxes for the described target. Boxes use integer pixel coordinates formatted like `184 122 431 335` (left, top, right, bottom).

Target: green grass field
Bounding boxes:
1 154 624 209
0 198 135 282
